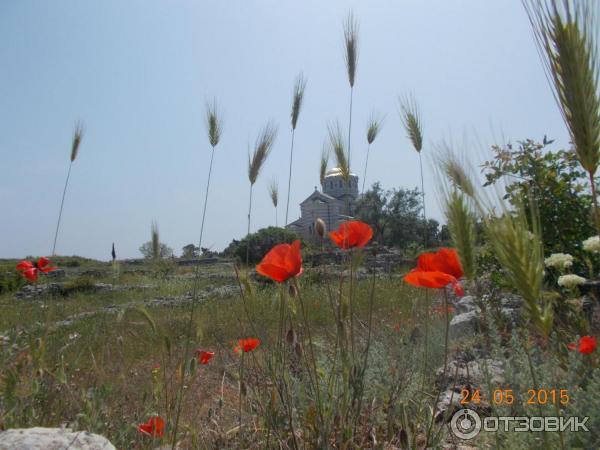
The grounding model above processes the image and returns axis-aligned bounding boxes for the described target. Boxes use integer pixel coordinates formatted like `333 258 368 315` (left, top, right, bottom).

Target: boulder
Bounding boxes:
449 311 479 338
437 358 504 388
0 427 115 450
455 295 477 314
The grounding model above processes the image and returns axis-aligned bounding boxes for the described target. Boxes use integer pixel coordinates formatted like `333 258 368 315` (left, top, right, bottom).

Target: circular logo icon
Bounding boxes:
450 409 482 440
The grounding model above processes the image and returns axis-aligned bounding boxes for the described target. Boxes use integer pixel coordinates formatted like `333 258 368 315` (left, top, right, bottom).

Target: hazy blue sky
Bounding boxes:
1 0 570 260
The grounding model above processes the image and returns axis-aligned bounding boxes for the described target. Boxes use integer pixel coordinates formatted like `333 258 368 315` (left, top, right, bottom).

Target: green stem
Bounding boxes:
246 184 254 267
426 290 450 446
171 144 217 449
284 128 296 226
52 161 73 256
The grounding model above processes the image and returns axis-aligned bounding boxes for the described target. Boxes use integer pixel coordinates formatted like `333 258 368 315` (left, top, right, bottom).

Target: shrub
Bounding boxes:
222 226 301 264
482 139 595 269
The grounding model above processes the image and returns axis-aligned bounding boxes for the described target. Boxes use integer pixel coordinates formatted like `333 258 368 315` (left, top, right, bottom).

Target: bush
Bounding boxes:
482 139 596 268
0 268 25 295
222 226 301 264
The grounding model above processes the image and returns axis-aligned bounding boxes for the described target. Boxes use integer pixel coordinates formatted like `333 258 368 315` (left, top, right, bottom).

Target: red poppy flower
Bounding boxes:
138 416 165 438
234 338 260 353
16 257 57 282
567 342 577 351
195 349 215 365
256 240 303 283
403 248 464 296
329 220 373 250
578 336 597 354
416 248 463 279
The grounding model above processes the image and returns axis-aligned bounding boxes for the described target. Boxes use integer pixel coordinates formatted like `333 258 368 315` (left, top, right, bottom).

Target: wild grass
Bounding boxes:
52 121 84 256
361 113 384 193
399 96 427 246
524 0 600 230
319 144 329 189
246 123 278 264
268 178 279 226
343 10 359 171
284 73 307 226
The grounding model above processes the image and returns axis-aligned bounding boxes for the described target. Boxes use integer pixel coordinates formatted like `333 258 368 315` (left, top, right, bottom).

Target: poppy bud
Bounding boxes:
289 284 298 298
315 218 326 238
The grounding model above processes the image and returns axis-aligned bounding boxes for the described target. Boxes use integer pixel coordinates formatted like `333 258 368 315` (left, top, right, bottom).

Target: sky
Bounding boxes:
0 0 571 260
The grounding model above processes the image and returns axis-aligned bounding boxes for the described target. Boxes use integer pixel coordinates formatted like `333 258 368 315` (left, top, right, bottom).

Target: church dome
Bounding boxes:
325 167 357 178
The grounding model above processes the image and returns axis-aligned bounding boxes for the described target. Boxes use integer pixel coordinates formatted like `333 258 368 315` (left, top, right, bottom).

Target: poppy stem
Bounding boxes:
294 277 324 426
238 351 244 429
426 289 450 446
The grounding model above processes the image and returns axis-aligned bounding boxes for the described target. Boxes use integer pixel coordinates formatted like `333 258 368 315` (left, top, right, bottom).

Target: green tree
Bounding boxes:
482 139 595 264
181 244 199 259
139 241 174 259
223 226 300 265
354 184 440 249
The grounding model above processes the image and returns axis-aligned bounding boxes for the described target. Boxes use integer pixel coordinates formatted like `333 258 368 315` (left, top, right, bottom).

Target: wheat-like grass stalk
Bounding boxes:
344 11 359 89
248 122 277 185
362 113 384 193
445 190 477 280
434 144 481 280
437 145 477 201
246 122 278 264
206 100 223 148
328 122 350 183
269 178 279 226
285 73 307 226
70 121 84 162
399 96 427 246
399 96 423 153
291 73 307 131
524 0 600 230
484 201 553 336
320 144 330 189
172 99 224 446
52 121 85 256
343 11 359 172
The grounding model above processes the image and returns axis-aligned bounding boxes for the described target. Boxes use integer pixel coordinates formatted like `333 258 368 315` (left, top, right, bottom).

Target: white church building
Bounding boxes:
286 167 359 239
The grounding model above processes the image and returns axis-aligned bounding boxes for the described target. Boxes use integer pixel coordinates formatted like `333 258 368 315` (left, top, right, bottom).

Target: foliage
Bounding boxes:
181 244 199 259
354 182 440 249
222 226 301 264
139 241 174 259
0 267 26 295
482 139 596 266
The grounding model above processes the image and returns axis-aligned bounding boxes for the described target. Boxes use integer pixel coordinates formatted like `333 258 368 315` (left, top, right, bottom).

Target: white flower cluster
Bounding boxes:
583 235 600 253
557 274 586 289
544 253 574 271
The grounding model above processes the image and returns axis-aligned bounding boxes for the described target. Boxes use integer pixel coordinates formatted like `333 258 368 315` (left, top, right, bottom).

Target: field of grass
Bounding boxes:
0 257 454 448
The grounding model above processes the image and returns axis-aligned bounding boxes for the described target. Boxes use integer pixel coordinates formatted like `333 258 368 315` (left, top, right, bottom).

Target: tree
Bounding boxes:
181 244 199 259
353 182 388 241
354 184 440 250
482 139 595 264
223 226 300 265
139 241 174 259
